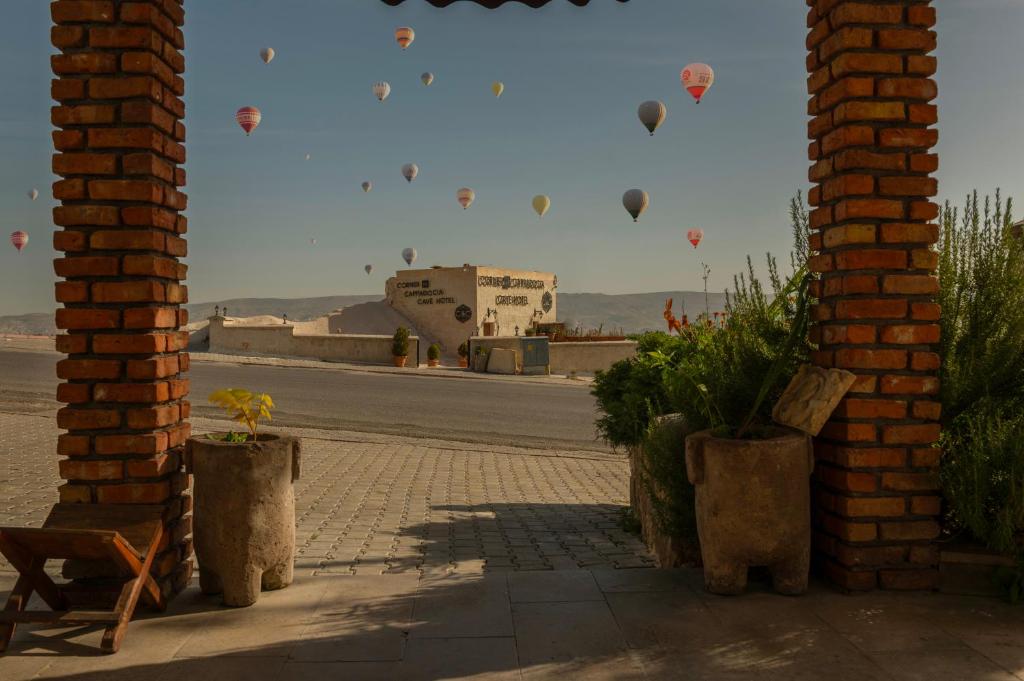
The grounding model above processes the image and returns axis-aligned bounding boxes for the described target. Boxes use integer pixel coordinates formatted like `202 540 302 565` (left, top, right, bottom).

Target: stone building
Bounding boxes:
385 265 557 354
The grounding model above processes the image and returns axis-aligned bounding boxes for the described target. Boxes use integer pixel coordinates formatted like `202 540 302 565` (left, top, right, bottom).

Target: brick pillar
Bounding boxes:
51 0 192 596
805 0 941 590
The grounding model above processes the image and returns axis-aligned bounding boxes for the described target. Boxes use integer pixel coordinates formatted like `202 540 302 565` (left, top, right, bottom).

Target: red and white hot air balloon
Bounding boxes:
687 229 704 249
395 27 415 50
10 231 29 253
456 187 475 210
235 106 262 135
681 63 714 104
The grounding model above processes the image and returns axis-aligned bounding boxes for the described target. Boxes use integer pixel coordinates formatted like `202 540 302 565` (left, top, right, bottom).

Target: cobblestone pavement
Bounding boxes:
0 412 653 574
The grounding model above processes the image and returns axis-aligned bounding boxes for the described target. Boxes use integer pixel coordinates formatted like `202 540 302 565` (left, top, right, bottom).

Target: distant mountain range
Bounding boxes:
0 291 728 337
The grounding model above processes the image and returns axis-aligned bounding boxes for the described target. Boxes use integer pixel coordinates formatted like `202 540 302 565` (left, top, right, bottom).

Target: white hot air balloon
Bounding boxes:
622 189 650 222
28 189 39 201
401 163 419 183
421 72 434 86
532 195 551 218
260 47 275 64
638 100 667 136
309 238 317 246
681 63 715 103
365 264 374 275
402 247 417 266
362 181 373 193
457 187 475 210
304 153 311 161
373 81 391 102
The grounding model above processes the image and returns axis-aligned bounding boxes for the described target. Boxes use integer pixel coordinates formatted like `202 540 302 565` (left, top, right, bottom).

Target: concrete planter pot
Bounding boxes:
393 355 407 368
185 433 301 607
685 428 813 596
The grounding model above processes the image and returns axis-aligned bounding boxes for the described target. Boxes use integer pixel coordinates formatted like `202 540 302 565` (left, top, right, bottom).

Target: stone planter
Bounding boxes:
473 352 489 372
393 355 407 368
185 433 301 607
685 428 813 596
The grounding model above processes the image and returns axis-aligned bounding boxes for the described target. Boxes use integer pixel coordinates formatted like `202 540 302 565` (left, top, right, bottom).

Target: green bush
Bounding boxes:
457 342 469 358
391 326 410 358
938 191 1024 568
427 343 441 361
636 416 699 550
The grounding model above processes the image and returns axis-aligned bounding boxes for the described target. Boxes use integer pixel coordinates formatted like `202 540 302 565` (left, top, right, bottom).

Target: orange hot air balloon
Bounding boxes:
395 27 415 50
236 106 262 135
687 229 704 248
10 230 28 252
681 63 715 103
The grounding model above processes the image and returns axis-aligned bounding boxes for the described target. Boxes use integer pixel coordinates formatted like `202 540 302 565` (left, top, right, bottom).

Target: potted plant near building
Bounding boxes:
185 389 301 607
392 326 410 367
457 342 469 368
427 343 441 367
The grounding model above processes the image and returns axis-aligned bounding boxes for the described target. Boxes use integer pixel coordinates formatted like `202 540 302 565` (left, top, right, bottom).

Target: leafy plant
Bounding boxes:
427 343 441 361
637 415 699 552
457 341 469 358
392 326 410 358
938 190 1024 577
208 389 274 441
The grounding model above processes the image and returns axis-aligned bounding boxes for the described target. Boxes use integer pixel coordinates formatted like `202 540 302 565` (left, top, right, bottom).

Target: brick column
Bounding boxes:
51 0 191 596
805 0 941 590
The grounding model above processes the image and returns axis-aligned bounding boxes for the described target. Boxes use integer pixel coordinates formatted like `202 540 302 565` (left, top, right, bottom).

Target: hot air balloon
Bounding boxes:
401 163 419 183
373 81 391 102
260 47 275 64
421 72 434 86
457 187 475 210
235 106 261 135
362 181 373 193
402 247 417 266
491 81 504 98
28 189 39 201
687 228 704 248
532 195 551 218
304 153 311 161
365 265 374 275
622 189 650 222
638 100 667 136
309 238 317 246
395 27 415 50
681 63 715 103
10 231 28 253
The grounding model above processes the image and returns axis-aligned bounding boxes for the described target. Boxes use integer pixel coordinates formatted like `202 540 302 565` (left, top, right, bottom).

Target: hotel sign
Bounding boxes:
478 275 545 290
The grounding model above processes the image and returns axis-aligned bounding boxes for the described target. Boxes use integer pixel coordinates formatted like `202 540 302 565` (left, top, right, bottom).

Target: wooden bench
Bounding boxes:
0 503 167 654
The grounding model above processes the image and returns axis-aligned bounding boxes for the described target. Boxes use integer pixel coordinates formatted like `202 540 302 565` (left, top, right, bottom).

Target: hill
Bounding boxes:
0 291 726 337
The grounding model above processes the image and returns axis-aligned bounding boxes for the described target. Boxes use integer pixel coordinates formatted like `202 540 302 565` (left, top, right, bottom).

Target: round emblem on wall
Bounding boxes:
542 291 553 313
455 304 472 323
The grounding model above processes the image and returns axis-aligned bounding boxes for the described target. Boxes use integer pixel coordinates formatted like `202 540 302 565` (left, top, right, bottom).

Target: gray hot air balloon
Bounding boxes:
362 181 372 193
402 248 417 266
365 264 374 275
622 189 650 222
401 163 419 183
421 72 434 86
638 100 667 136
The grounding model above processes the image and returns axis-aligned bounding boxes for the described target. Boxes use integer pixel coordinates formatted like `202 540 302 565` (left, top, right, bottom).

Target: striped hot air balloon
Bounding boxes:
395 26 415 50
10 231 28 252
457 187 475 210
235 106 262 135
373 81 391 102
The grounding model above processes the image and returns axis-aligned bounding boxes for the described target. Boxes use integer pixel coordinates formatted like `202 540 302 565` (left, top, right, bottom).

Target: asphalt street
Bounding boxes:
0 349 608 451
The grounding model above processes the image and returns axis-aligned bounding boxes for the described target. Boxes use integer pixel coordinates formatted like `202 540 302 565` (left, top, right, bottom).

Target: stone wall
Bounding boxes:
805 0 941 590
208 317 420 366
50 0 192 595
549 341 637 376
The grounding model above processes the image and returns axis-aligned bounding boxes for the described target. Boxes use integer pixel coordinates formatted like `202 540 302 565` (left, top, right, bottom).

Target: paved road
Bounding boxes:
0 349 607 451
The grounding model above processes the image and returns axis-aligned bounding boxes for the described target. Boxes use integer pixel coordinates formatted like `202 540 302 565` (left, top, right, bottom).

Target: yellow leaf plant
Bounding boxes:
208 389 274 442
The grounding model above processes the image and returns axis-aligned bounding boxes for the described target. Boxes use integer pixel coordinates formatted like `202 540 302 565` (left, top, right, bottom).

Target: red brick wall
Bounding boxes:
806 0 940 590
51 0 191 596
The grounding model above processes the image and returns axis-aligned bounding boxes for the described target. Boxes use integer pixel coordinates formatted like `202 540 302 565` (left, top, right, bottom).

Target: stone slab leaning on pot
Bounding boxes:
185 389 301 607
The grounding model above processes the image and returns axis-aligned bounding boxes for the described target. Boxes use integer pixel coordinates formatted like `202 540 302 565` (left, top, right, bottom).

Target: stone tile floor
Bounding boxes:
1 412 1023 679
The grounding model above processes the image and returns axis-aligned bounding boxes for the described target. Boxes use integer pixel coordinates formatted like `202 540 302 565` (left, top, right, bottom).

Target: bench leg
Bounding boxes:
0 574 34 653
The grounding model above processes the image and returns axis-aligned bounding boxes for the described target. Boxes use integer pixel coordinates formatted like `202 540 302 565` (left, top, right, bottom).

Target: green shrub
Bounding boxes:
636 416 699 549
427 343 441 361
938 191 1024 568
391 326 410 357
457 342 469 358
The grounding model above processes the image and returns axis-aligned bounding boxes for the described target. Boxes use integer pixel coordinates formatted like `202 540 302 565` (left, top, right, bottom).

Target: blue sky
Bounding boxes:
0 0 1021 316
